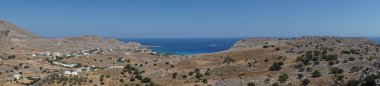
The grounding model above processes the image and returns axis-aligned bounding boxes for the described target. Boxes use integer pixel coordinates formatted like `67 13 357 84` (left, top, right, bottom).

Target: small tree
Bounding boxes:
8 55 15 59
89 79 93 83
223 57 235 64
346 80 360 86
247 82 255 86
188 72 194 76
202 79 208 84
275 48 280 51
330 67 343 74
363 74 380 86
336 75 344 81
172 72 178 79
306 67 312 72
269 62 284 71
298 74 304 79
278 73 289 83
323 54 337 61
311 70 322 78
130 78 135 82
182 75 188 78
272 82 280 86
195 73 203 80
301 79 310 85
142 77 151 83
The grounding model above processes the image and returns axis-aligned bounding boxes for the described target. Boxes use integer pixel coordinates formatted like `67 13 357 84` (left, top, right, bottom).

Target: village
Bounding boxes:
0 45 158 85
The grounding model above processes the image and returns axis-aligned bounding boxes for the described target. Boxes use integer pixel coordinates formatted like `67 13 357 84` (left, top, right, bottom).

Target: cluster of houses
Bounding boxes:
109 47 157 55
106 66 124 70
64 70 78 76
79 48 103 55
32 48 103 58
52 61 78 68
124 47 157 54
64 65 97 76
7 74 22 83
32 52 52 57
32 47 158 60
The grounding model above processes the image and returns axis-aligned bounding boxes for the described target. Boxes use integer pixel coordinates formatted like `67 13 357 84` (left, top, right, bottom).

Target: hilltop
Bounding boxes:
0 19 38 39
0 19 379 86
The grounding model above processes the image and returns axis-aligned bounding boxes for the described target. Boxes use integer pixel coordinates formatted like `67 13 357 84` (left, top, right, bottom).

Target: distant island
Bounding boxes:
1 19 380 86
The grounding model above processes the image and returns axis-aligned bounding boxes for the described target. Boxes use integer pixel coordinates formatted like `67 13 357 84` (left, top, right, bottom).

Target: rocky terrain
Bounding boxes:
0 19 380 86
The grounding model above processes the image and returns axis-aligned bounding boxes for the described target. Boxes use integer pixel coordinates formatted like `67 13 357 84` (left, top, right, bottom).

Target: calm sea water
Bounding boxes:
118 38 242 55
368 37 380 44
119 37 380 55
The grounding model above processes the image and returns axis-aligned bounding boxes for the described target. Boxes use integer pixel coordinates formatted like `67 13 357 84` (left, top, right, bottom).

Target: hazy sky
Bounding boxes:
0 0 379 38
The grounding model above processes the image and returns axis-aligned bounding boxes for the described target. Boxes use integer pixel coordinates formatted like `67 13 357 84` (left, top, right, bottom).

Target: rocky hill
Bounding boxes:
0 19 148 53
0 19 38 39
177 36 380 86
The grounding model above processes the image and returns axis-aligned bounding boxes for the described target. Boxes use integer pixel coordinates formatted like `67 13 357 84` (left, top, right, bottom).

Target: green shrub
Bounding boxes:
172 72 178 79
351 66 362 72
182 75 187 78
330 67 343 74
323 54 338 61
278 73 288 83
247 82 255 86
223 57 235 64
306 67 312 72
141 77 151 83
346 80 360 86
298 74 304 79
269 62 284 71
336 75 344 81
311 70 322 78
272 82 280 86
195 73 203 80
301 79 310 85
348 57 355 61
202 79 208 84
362 74 380 86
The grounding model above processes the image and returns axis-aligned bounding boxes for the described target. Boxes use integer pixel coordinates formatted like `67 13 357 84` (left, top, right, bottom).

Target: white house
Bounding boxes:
52 52 62 57
109 66 124 69
13 74 22 80
77 66 96 72
64 71 78 75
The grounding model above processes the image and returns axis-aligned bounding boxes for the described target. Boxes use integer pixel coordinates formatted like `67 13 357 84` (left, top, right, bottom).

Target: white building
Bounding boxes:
109 66 124 69
13 74 22 80
64 71 78 75
52 52 62 57
53 62 77 68
78 66 96 72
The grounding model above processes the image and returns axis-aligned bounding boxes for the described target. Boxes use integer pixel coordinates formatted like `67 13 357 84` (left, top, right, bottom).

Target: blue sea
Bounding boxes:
368 37 380 44
119 37 380 55
118 38 242 55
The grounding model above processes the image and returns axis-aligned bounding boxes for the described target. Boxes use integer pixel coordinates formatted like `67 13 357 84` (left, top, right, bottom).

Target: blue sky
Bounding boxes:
0 0 379 38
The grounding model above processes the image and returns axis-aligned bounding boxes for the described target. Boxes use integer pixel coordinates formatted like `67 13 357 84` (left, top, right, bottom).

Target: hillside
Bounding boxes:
0 19 38 39
138 36 378 86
